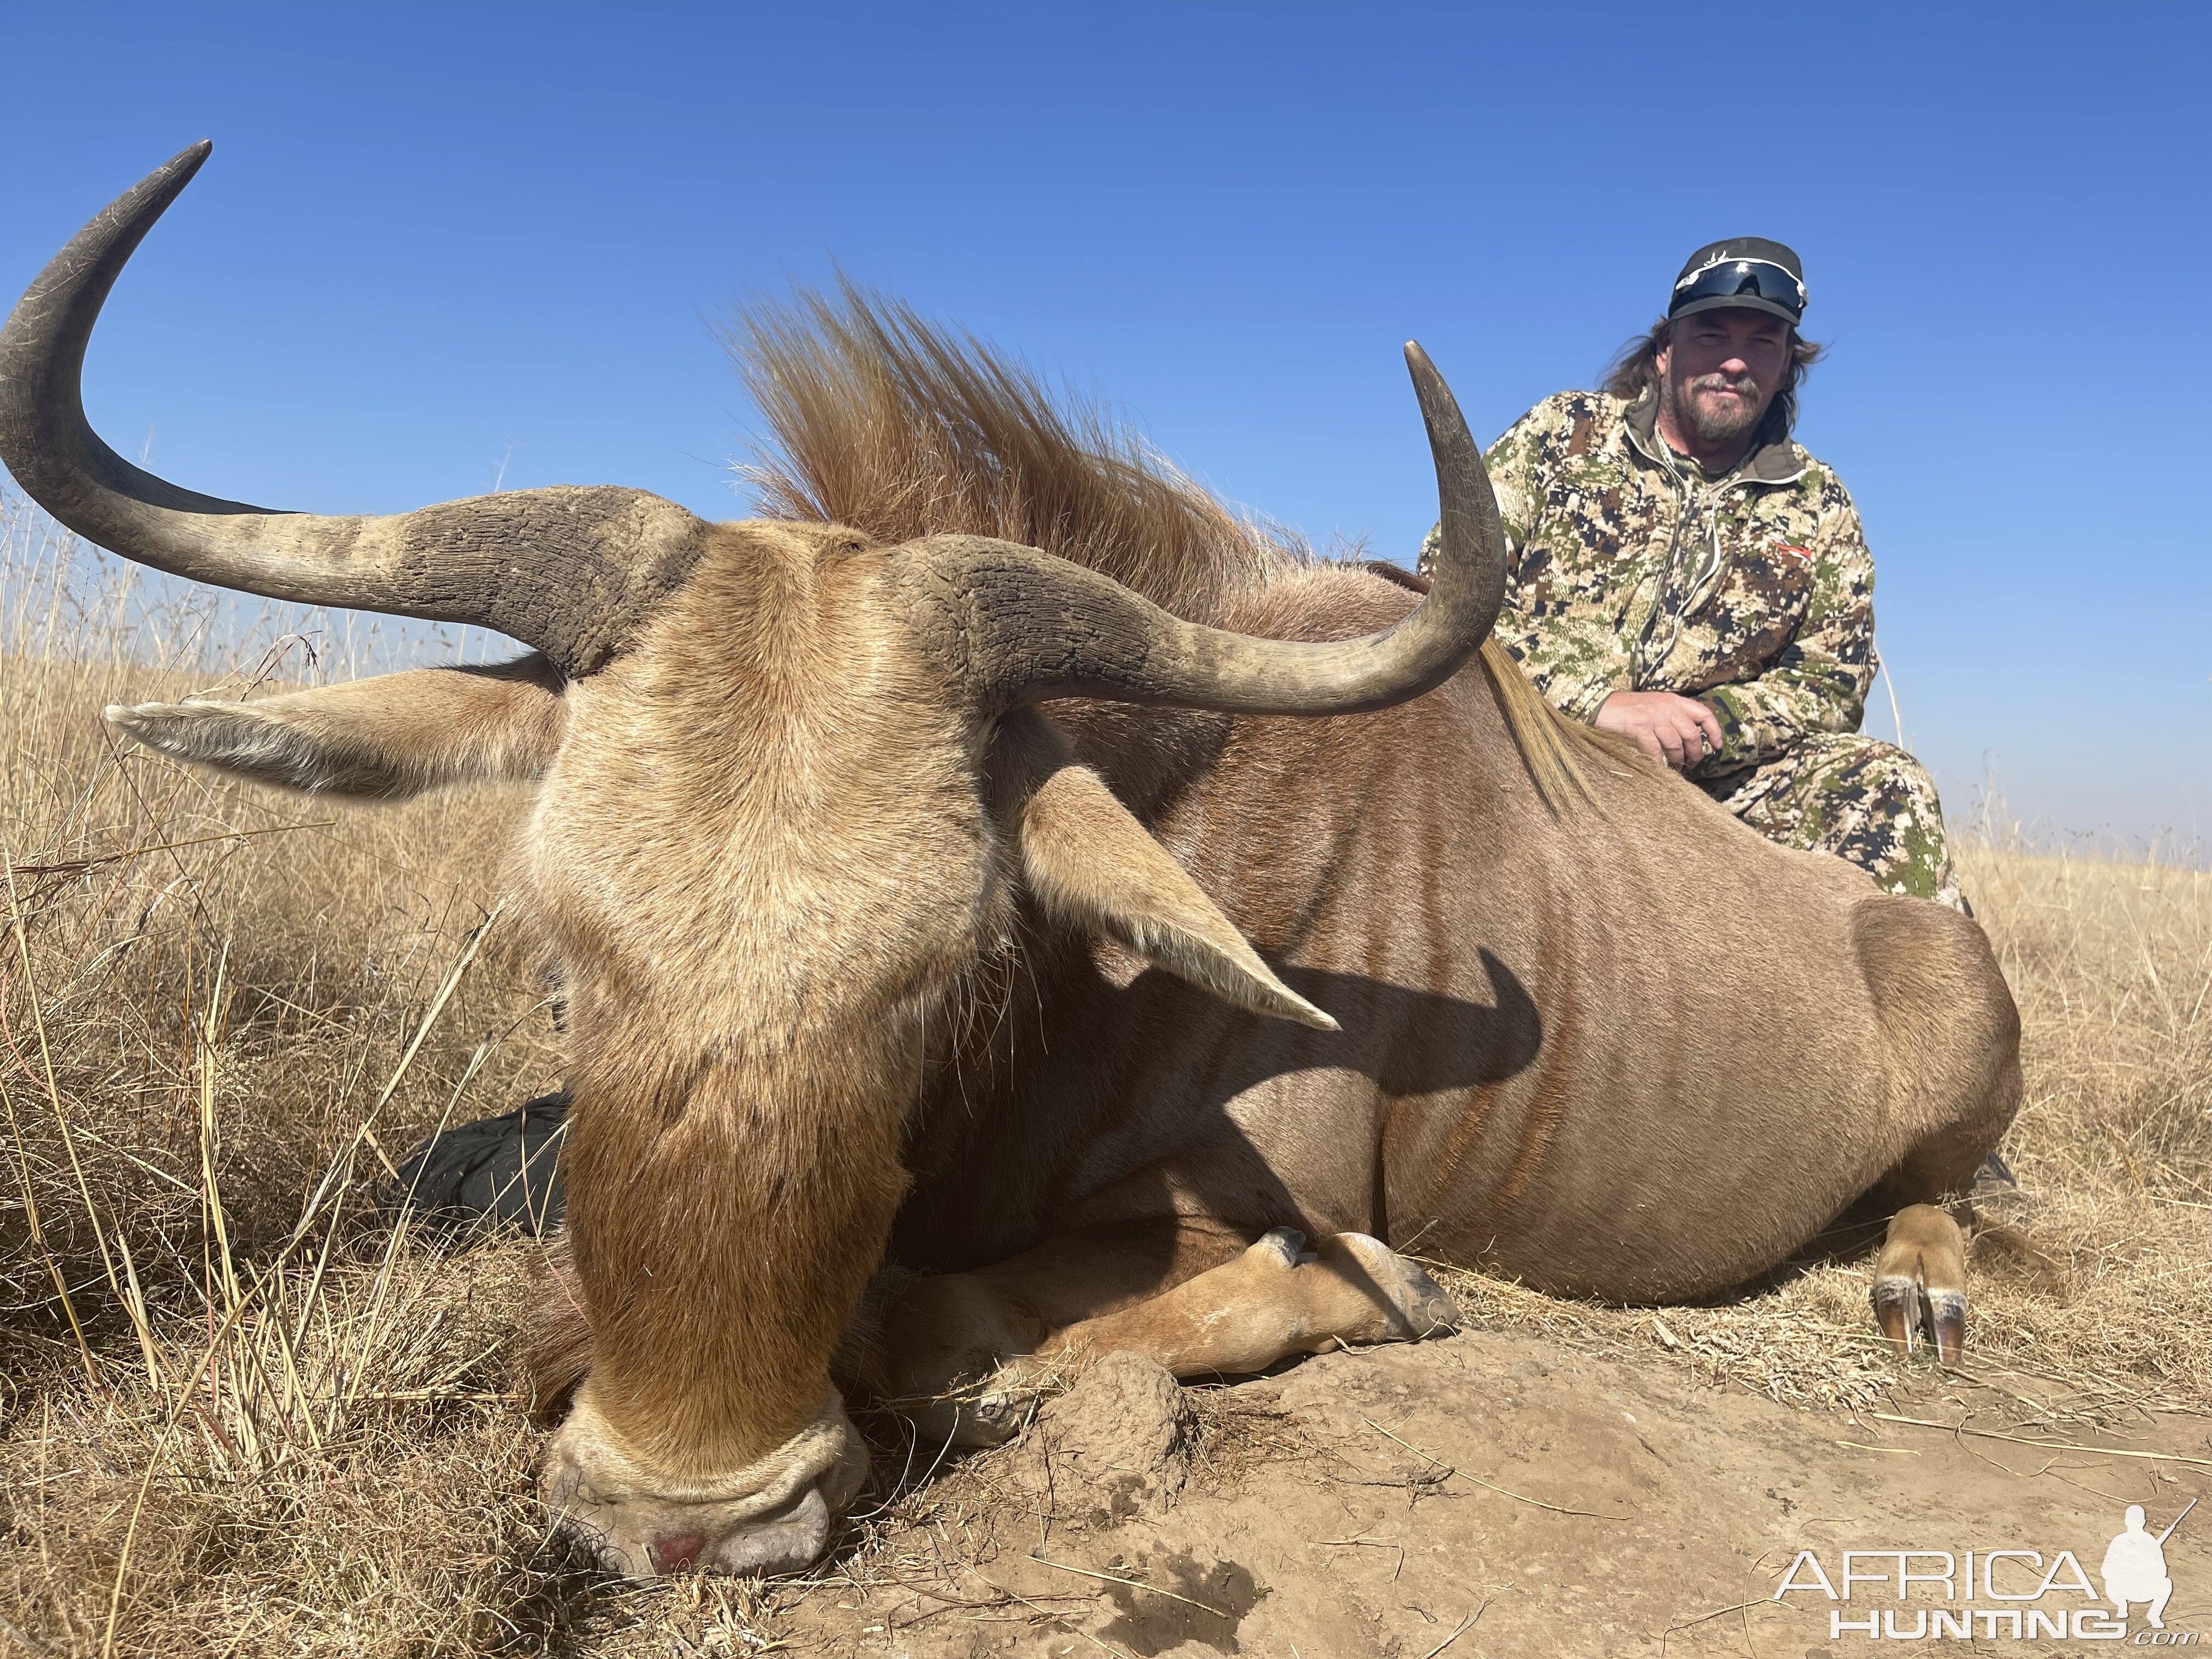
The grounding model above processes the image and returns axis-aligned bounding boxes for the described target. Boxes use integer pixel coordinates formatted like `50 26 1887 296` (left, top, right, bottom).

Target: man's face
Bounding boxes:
1656 308 1793 449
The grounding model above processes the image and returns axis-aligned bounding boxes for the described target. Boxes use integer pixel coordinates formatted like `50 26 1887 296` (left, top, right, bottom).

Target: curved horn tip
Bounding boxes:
156 140 216 189
1402 342 1458 413
78 142 217 240
140 140 215 190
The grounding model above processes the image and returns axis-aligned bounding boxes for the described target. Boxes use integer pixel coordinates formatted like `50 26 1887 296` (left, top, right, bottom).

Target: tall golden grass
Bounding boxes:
1 491 575 1655
1 489 2206 1655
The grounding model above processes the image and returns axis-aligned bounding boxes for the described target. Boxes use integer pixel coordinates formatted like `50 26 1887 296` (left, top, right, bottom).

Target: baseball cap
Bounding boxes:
1669 238 1807 326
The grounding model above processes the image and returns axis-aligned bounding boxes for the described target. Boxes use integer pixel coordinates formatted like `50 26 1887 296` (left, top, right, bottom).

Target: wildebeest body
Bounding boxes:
0 146 2018 1581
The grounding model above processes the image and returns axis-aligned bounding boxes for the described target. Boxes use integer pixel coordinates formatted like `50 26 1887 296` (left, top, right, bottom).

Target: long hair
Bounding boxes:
1603 318 1825 445
725 280 1288 625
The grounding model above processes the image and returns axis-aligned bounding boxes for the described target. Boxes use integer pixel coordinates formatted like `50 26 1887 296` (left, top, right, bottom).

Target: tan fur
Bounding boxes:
105 292 2023 1574
1037 1231 1456 1376
106 654 566 798
524 521 983 1475
1478 635 1631 811
995 709 1335 1031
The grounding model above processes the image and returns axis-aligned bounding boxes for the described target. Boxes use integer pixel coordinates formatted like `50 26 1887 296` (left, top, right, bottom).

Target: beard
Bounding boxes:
1668 370 1766 447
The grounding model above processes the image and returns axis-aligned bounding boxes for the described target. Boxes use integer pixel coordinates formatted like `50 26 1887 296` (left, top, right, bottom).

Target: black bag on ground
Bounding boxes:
388 1090 570 1235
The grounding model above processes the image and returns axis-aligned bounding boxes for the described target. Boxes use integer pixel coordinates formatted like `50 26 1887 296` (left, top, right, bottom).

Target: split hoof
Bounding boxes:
1871 1277 1967 1365
1327 1232 1462 1340
896 1368 1044 1450
1872 1203 1969 1367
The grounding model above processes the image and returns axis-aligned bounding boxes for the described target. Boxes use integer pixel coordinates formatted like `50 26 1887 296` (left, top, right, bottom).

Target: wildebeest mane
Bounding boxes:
728 282 1286 627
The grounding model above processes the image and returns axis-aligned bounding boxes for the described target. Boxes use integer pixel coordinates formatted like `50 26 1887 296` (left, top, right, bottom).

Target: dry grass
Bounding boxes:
1 493 577 1656
1 489 2207 1655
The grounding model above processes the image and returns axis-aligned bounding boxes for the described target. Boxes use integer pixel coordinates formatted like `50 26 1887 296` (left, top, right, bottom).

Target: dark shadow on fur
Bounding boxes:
888 949 1544 1279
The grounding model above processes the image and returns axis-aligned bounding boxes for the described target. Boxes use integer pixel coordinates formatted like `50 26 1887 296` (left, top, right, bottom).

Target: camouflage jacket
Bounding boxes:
1418 389 1875 779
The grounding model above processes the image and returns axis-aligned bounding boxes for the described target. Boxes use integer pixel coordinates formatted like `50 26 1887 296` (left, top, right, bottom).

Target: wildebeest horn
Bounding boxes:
902 342 1506 715
0 143 709 679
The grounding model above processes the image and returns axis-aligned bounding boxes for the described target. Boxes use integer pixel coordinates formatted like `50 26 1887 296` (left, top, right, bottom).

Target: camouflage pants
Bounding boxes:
1701 732 1964 912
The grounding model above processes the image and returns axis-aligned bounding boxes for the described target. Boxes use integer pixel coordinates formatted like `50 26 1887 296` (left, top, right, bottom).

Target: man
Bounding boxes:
1420 238 1962 910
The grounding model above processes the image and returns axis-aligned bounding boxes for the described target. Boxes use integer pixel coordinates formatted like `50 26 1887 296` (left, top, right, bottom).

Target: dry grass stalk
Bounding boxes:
1 486 2205 1655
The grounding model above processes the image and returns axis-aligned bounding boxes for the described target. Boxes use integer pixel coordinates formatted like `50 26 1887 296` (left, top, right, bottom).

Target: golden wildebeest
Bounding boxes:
1 145 2020 1578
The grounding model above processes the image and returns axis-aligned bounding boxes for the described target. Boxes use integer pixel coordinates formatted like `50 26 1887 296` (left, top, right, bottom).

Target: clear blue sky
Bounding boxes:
3 3 2205 849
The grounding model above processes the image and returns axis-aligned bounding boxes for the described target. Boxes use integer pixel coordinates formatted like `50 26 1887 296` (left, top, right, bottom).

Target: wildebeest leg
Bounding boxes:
1852 895 2023 1370
1040 1227 1459 1370
1862 1060 2018 1368
880 1222 1458 1445
873 1216 1246 1441
1871 1204 1969 1365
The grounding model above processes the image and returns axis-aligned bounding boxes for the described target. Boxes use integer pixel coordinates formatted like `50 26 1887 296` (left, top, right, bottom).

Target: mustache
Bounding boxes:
1689 371 1761 399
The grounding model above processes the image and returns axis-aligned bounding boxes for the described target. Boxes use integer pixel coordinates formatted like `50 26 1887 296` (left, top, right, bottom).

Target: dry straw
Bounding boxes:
1 488 2205 1655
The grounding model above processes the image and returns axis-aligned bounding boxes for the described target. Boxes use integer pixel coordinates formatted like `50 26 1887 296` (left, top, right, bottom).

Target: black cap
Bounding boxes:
1668 238 1807 326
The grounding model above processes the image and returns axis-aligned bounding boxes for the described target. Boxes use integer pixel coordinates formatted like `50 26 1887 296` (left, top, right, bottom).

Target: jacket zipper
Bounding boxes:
1632 452 1800 687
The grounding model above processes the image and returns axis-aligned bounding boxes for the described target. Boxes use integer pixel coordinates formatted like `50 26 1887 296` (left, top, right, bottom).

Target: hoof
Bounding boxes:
896 1362 1047 1451
1872 1203 1970 1368
1966 1148 2033 1226
1872 1274 1924 1358
1330 1233 1462 1340
1927 1288 1967 1368
1246 1227 1307 1269
1872 1277 1966 1367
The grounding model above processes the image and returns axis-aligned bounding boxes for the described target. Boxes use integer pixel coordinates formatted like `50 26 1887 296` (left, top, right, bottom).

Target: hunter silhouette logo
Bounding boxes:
1773 1498 2198 1641
2105 1500 2192 1630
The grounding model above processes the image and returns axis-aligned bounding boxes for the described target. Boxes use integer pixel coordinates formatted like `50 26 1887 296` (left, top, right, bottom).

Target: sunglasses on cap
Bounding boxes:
1670 257 1807 318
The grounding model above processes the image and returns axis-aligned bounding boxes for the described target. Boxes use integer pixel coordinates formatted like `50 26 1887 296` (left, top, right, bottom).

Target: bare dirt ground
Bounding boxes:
4 503 2209 1657
718 1331 2211 1659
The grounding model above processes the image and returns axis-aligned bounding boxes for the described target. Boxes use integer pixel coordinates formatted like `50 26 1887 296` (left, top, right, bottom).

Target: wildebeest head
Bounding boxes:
0 143 1510 1575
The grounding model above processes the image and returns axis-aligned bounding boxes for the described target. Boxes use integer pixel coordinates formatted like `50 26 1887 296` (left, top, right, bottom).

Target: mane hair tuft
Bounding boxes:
727 282 1293 625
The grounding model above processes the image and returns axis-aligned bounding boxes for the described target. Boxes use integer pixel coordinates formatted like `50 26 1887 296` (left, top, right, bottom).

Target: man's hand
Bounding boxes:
1595 690 1725 771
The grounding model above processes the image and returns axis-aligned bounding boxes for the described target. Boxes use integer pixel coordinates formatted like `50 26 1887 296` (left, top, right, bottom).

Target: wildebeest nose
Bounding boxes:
646 1530 707 1574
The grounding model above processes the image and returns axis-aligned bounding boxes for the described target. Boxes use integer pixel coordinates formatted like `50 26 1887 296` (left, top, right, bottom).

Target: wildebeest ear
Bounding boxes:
994 715 1336 1032
105 654 567 799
